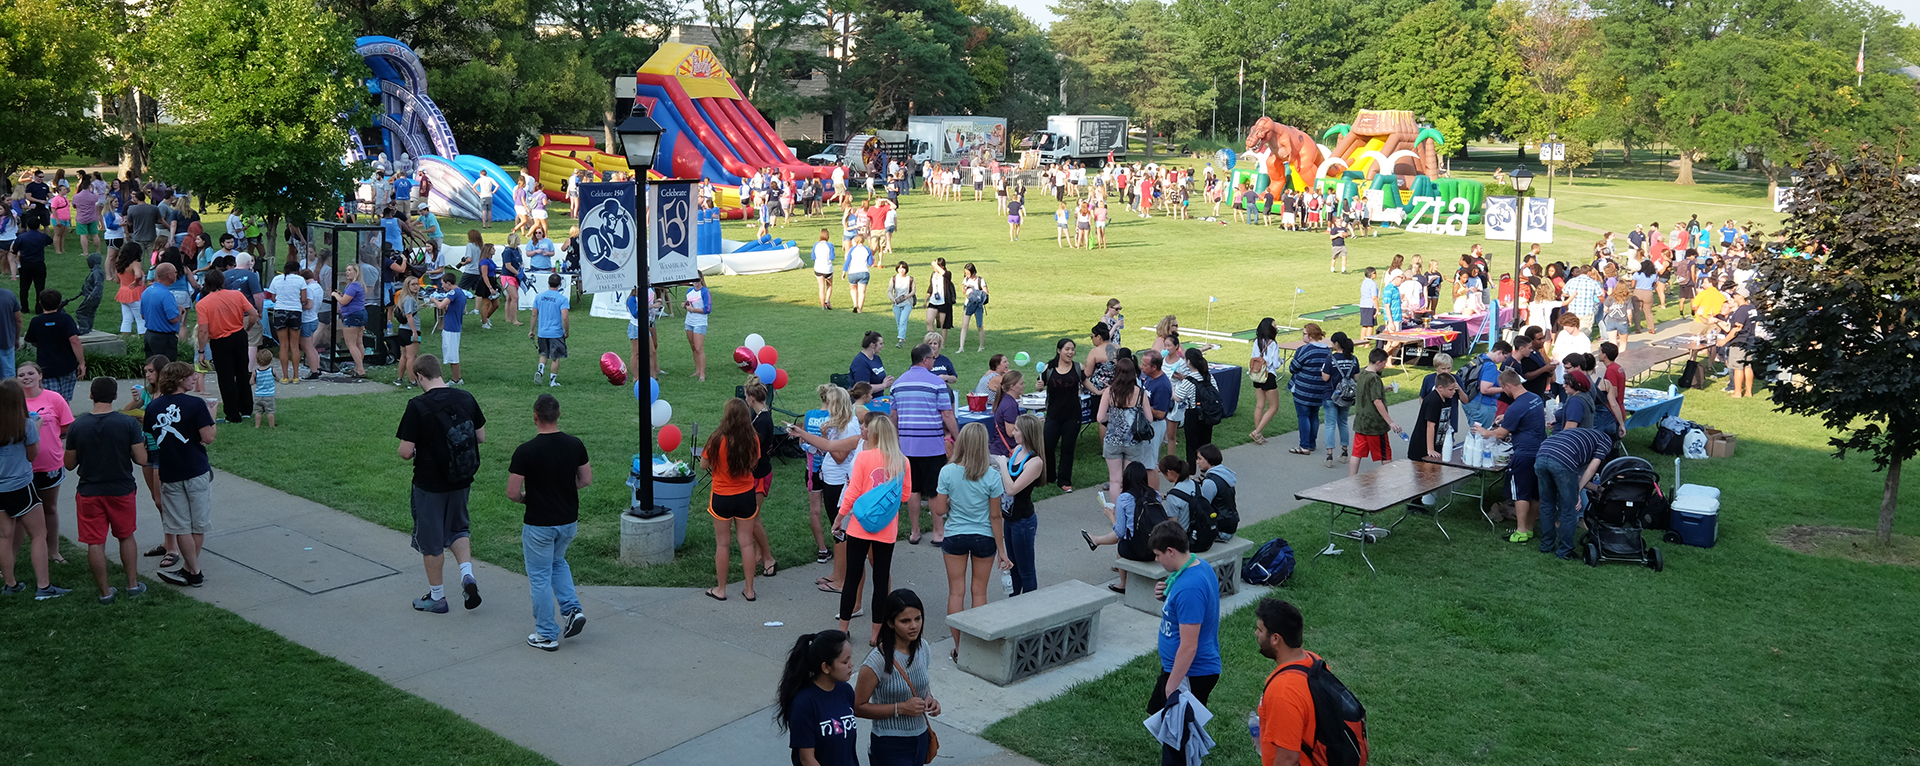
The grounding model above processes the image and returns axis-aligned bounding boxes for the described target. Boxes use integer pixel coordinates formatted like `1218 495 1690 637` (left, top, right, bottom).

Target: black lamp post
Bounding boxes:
1509 164 1535 333
616 112 663 515
1546 132 1558 200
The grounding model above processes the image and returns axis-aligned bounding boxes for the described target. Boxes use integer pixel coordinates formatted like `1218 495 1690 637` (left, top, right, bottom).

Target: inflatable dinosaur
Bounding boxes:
1244 117 1327 193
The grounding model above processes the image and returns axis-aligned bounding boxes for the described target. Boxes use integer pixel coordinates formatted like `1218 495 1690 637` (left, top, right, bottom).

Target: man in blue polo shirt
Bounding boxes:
1148 518 1220 766
1140 349 1173 487
891 344 956 545
142 263 184 362
1476 369 1547 545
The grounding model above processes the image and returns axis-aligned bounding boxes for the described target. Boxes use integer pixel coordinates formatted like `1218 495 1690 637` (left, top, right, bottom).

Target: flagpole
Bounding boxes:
1858 30 1866 87
1236 59 1244 139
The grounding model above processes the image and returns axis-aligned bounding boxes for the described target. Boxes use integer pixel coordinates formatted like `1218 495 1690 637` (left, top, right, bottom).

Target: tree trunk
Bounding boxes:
1144 116 1154 161
1881 456 1901 545
1675 152 1696 185
265 213 280 263
118 88 149 178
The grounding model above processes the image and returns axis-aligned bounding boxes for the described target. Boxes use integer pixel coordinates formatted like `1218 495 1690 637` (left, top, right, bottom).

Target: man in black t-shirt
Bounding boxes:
25 289 84 399
1717 290 1757 399
67 376 150 602
508 393 590 651
1409 374 1458 463
396 354 487 614
13 216 53 313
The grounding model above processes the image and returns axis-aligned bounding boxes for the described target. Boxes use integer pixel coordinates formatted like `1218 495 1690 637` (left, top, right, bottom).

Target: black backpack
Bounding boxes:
1242 537 1294 585
1264 657 1370 766
1461 354 1493 399
1201 469 1239 536
1166 483 1215 553
1118 492 1171 562
1193 377 1225 426
426 395 481 486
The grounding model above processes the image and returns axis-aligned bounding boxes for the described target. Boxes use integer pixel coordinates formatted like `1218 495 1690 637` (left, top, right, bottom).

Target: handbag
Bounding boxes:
851 473 904 534
1129 399 1154 442
890 655 940 764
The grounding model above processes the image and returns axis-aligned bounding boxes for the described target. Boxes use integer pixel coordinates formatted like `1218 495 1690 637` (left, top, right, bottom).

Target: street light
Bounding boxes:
1508 165 1534 333
615 112 663 517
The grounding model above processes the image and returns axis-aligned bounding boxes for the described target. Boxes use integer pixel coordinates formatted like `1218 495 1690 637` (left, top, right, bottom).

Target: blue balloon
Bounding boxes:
756 363 777 384
650 378 660 404
634 380 642 400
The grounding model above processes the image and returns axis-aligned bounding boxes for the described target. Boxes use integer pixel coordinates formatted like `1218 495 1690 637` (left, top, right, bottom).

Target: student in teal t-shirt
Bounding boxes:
933 423 1007 658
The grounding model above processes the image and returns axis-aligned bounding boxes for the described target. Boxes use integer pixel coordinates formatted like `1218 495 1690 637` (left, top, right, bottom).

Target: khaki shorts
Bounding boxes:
255 396 276 415
160 472 214 535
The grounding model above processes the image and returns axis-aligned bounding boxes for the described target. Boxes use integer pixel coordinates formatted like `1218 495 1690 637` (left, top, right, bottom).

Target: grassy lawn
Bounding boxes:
29 175 1779 588
982 383 1920 765
0 543 552 765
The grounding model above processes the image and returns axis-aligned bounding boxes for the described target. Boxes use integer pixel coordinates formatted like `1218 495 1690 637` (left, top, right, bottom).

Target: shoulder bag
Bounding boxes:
1129 397 1154 442
890 655 940 763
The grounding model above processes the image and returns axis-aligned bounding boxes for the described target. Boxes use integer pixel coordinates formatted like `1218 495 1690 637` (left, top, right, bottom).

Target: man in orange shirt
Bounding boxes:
1254 599 1317 766
195 269 259 423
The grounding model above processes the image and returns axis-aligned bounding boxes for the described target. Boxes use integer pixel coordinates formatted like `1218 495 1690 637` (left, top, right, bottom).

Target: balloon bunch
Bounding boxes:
630 371 682 452
731 333 789 390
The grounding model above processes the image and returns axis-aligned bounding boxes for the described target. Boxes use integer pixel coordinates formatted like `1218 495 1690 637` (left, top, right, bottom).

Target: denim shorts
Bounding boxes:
848 272 870 285
301 320 317 338
342 309 367 328
628 323 640 340
940 533 996 558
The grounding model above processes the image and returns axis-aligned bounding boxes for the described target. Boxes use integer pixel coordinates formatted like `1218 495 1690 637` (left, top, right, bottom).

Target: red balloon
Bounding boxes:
757 345 779 365
658 424 683 453
600 352 628 386
732 346 756 373
772 368 789 390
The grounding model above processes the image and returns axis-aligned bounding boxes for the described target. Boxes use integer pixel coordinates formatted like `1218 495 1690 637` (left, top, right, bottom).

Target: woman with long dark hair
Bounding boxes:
0 378 56 598
1078 461 1155 594
701 398 760 602
775 630 858 766
854 590 941 765
1096 357 1149 504
1040 337 1086 492
995 413 1046 596
1248 317 1281 445
1179 347 1220 469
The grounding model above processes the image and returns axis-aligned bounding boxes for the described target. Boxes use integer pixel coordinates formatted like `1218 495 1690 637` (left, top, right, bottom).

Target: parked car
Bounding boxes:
806 144 850 166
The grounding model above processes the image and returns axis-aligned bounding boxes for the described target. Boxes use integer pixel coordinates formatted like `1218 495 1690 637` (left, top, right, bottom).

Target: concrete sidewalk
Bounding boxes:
73 316 1703 765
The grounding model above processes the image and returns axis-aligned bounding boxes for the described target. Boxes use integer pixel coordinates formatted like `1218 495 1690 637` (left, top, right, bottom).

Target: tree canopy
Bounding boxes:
0 0 112 179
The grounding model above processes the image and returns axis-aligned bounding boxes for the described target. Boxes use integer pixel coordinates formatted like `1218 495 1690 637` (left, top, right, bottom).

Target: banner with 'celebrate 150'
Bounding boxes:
577 180 699 294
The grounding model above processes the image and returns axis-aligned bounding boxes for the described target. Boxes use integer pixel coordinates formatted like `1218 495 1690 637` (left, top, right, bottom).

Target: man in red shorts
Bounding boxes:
1348 348 1402 476
65 376 150 604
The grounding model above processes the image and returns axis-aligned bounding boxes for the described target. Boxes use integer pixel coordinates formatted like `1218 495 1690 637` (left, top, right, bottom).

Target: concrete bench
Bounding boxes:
1112 535 1259 615
946 579 1118 686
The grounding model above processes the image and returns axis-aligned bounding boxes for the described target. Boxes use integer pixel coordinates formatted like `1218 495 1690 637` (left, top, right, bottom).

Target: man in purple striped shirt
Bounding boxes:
893 343 957 544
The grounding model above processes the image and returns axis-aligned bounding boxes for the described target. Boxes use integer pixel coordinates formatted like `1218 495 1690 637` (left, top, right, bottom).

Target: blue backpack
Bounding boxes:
1243 538 1296 586
851 473 903 534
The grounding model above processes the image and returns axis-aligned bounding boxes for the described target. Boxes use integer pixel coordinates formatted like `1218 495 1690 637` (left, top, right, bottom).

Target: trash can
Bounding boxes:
650 474 696 549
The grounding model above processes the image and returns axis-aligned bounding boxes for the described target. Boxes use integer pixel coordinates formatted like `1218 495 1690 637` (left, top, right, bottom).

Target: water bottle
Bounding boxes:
1001 571 1014 597
1247 710 1261 747
1480 438 1493 468
1668 383 1678 397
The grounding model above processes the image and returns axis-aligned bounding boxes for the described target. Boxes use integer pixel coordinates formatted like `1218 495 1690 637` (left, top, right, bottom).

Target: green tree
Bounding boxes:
429 34 608 159
1486 0 1610 181
543 0 686 78
1756 146 1920 545
957 0 1059 133
699 0 823 123
842 0 977 129
0 0 112 180
1365 0 1500 157
144 0 367 258
1050 0 1211 155
1658 34 1908 198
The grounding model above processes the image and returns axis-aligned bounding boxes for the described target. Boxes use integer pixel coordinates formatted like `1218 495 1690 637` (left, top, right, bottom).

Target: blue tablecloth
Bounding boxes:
958 409 994 430
1428 318 1473 357
1211 363 1242 419
1622 389 1685 430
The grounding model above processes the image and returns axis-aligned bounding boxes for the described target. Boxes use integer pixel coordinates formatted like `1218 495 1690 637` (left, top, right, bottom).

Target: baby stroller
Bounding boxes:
1580 456 1669 572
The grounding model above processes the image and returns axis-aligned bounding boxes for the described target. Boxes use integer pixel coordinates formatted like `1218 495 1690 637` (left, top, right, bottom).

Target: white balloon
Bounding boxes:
651 399 673 427
744 333 766 353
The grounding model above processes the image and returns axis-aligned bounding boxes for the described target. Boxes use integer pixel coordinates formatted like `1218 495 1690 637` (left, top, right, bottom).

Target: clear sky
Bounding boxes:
1882 0 1920 25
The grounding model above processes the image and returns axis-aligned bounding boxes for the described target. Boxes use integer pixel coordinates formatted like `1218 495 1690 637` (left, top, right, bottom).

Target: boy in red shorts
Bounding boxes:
66 376 150 604
1348 349 1403 476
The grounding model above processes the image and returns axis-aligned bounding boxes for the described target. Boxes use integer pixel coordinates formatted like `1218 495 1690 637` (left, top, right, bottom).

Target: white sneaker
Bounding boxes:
549 376 560 387
482 322 493 330
527 633 559 652
535 363 545 383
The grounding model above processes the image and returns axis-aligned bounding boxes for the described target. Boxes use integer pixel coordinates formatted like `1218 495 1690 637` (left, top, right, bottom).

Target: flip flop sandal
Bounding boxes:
158 553 181 569
703 588 728 602
1289 448 1312 455
761 561 777 577
908 534 922 545
818 582 842 594
1107 584 1126 594
1082 530 1097 551
143 545 168 558
743 592 757 602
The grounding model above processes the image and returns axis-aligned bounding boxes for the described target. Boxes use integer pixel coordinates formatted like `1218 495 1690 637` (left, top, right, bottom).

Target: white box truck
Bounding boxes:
907 116 1009 166
1029 115 1128 166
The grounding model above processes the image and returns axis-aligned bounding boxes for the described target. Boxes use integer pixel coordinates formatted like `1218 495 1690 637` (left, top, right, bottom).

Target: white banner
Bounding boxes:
1483 196 1553 243
649 180 699 285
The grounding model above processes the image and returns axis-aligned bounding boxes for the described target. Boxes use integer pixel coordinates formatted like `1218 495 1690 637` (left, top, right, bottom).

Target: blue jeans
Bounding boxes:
1535 458 1583 558
893 301 912 342
523 522 581 640
1295 400 1322 451
870 730 931 766
1464 399 1497 429
0 347 14 379
1321 403 1351 451
1005 514 1038 595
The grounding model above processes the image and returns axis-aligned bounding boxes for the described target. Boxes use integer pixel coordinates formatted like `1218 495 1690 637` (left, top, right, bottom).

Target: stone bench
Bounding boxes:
946 579 1118 686
1112 535 1259 615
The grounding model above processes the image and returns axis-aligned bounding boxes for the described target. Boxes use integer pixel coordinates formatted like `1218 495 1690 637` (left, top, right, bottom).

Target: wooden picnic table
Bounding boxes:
1294 460 1475 576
